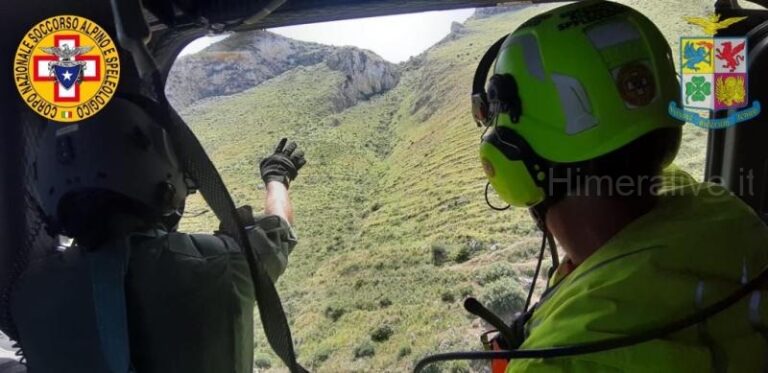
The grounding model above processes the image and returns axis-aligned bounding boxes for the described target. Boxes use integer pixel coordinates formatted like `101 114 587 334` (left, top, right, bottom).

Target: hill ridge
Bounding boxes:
167 30 400 111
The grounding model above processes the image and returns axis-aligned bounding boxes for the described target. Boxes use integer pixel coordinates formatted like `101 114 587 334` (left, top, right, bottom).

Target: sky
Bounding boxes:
179 9 475 63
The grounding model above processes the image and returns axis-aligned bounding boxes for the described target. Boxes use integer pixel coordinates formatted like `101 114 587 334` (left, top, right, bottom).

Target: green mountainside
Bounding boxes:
172 1 710 371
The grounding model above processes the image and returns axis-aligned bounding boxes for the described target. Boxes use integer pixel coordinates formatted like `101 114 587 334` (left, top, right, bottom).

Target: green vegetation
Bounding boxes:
371 325 394 342
176 1 710 371
479 277 527 317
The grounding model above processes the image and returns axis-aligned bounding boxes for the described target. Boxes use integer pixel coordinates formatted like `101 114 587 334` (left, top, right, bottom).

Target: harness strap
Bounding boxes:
86 239 132 373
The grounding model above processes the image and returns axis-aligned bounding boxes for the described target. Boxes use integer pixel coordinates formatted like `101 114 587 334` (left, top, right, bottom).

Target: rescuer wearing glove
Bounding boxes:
470 1 768 371
8 99 307 373
254 137 306 280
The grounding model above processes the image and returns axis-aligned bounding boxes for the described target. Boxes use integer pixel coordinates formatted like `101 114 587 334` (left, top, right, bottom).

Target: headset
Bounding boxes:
472 35 562 225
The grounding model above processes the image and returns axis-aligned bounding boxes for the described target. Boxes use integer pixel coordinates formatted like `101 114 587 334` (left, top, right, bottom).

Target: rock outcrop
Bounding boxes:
324 47 401 112
166 31 400 111
470 4 529 20
166 31 332 108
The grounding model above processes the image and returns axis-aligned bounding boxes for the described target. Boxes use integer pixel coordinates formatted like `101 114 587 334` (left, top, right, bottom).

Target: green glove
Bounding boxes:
259 138 306 187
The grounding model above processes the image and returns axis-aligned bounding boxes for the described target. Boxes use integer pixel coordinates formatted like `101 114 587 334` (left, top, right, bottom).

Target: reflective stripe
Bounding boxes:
742 258 749 285
695 281 705 304
502 34 545 81
750 291 765 326
551 74 598 135
695 281 727 373
586 21 641 50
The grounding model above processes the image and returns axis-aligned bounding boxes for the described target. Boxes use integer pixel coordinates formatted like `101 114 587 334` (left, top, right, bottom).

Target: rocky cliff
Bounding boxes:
324 47 401 112
470 4 530 20
166 30 400 111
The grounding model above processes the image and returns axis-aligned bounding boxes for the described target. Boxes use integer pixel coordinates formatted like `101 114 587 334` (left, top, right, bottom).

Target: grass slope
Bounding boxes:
177 1 710 371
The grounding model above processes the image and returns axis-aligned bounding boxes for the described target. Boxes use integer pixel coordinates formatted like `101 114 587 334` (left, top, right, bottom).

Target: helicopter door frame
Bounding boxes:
708 0 768 222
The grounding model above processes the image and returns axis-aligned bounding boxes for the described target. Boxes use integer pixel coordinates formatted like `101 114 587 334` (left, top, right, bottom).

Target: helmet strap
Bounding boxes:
484 182 511 211
528 205 547 232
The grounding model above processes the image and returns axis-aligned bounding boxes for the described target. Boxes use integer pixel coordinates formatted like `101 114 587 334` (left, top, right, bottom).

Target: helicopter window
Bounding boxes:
166 2 709 370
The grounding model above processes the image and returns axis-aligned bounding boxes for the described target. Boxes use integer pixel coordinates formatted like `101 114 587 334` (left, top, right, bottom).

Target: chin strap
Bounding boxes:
528 202 549 232
485 183 511 211
547 233 559 274
530 200 561 273
523 229 548 314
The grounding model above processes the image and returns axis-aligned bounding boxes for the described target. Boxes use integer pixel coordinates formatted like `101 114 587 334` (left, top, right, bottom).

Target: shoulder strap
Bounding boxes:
86 239 132 373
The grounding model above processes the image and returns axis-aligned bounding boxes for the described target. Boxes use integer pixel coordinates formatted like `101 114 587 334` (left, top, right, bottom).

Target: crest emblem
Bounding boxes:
669 14 761 129
13 15 120 123
40 44 93 90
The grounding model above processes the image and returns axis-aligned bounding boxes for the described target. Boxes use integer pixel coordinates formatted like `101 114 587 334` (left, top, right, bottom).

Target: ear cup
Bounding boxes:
479 128 546 207
471 36 508 127
471 92 490 126
472 38 541 208
487 74 522 123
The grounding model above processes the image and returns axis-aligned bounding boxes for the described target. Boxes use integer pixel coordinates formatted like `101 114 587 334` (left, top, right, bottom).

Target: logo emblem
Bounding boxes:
668 14 760 129
481 158 496 178
14 15 120 123
615 63 656 107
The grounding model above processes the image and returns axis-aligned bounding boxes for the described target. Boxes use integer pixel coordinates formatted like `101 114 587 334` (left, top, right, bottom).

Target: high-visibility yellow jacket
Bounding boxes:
508 168 768 372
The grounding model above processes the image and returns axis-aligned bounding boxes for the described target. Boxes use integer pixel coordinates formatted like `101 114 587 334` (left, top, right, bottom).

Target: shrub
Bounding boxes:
510 239 543 260
441 291 455 303
253 353 272 369
421 363 442 373
454 246 471 263
449 362 471 373
379 297 393 308
312 348 331 365
431 243 448 266
398 345 412 359
476 263 517 285
354 341 376 359
371 325 394 342
458 285 473 299
478 277 526 316
355 301 377 311
324 306 345 322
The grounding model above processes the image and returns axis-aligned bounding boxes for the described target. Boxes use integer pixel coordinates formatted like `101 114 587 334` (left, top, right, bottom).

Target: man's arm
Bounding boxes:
264 181 294 225
259 137 306 224
242 138 305 281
